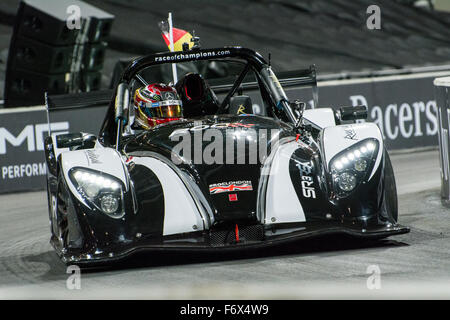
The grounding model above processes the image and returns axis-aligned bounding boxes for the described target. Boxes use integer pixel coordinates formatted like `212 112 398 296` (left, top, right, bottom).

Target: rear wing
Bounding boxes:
210 65 318 107
45 89 113 136
45 64 316 111
46 90 113 111
277 65 317 89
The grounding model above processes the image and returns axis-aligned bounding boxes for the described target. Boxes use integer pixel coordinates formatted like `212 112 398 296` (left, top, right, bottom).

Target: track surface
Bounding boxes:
0 150 448 299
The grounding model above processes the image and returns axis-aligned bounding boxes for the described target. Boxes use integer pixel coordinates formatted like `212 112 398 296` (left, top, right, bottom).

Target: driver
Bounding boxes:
133 83 183 130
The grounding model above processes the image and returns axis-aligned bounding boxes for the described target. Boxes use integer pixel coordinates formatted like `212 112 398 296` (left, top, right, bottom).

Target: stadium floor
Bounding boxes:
0 149 448 299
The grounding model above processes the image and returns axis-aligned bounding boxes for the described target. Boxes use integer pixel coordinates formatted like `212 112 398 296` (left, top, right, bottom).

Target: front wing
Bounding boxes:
52 220 409 266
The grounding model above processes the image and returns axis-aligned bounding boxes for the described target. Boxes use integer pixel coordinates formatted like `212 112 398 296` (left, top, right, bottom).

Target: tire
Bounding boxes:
383 149 398 222
51 172 71 251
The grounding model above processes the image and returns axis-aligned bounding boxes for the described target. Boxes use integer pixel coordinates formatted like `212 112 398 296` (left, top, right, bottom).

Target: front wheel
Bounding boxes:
383 149 398 222
50 172 70 251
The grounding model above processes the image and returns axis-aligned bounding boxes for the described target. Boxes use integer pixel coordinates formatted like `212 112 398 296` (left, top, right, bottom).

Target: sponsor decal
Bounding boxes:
164 92 175 100
347 95 438 141
227 123 255 128
170 122 255 136
209 180 253 194
0 122 69 155
228 193 238 201
85 150 102 164
344 126 358 140
238 113 256 117
237 105 246 114
150 100 181 108
296 160 317 199
154 50 231 62
1 162 47 180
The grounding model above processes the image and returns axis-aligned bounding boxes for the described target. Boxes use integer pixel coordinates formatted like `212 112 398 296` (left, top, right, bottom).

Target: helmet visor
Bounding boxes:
143 100 183 118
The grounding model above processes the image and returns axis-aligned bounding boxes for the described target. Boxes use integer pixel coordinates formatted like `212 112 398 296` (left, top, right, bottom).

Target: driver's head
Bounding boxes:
134 83 183 130
175 73 219 117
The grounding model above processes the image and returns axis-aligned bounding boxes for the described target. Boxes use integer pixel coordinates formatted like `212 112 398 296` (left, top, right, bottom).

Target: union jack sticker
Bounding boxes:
209 180 253 194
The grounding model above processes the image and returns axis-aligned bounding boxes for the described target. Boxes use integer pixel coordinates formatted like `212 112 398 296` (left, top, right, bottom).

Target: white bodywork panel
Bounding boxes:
303 108 336 129
51 134 105 160
132 157 205 236
264 141 306 224
60 147 128 205
322 123 384 180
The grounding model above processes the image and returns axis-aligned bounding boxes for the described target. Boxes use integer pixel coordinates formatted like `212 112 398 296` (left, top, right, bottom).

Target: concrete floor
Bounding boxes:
0 149 448 299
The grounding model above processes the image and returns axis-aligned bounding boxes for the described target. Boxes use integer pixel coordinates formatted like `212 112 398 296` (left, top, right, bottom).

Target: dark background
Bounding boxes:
0 0 448 194
1 0 450 96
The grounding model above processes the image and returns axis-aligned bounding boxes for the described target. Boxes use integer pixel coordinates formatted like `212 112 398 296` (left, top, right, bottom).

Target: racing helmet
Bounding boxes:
133 83 183 129
175 73 219 117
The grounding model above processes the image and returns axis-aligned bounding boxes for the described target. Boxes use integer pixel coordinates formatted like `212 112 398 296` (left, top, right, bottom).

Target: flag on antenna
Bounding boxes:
158 20 193 52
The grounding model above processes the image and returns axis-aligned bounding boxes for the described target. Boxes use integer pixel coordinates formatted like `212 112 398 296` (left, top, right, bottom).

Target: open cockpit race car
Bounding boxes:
44 47 409 265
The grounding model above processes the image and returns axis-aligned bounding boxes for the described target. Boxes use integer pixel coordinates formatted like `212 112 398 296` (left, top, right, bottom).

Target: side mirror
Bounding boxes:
56 132 97 149
338 105 368 121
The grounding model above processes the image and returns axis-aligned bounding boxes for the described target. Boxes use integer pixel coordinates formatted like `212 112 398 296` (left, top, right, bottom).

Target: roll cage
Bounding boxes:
99 46 317 147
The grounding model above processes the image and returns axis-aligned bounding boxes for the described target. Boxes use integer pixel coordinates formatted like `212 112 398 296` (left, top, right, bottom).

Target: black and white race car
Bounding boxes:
44 46 409 265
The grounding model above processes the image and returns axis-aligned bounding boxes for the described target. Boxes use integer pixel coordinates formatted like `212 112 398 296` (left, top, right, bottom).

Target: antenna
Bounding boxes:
45 91 51 136
168 12 178 83
191 30 201 50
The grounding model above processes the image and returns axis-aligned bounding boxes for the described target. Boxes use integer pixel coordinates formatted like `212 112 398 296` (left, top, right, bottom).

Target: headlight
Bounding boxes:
329 139 379 197
70 168 125 219
354 158 367 172
100 194 120 214
337 172 357 191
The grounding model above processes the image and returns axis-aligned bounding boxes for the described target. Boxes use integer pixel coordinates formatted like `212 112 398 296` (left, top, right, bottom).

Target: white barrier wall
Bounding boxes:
0 104 108 193
434 77 450 203
286 70 448 150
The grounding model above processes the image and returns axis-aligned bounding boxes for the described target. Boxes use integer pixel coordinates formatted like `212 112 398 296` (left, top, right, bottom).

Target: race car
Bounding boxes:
44 46 409 265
